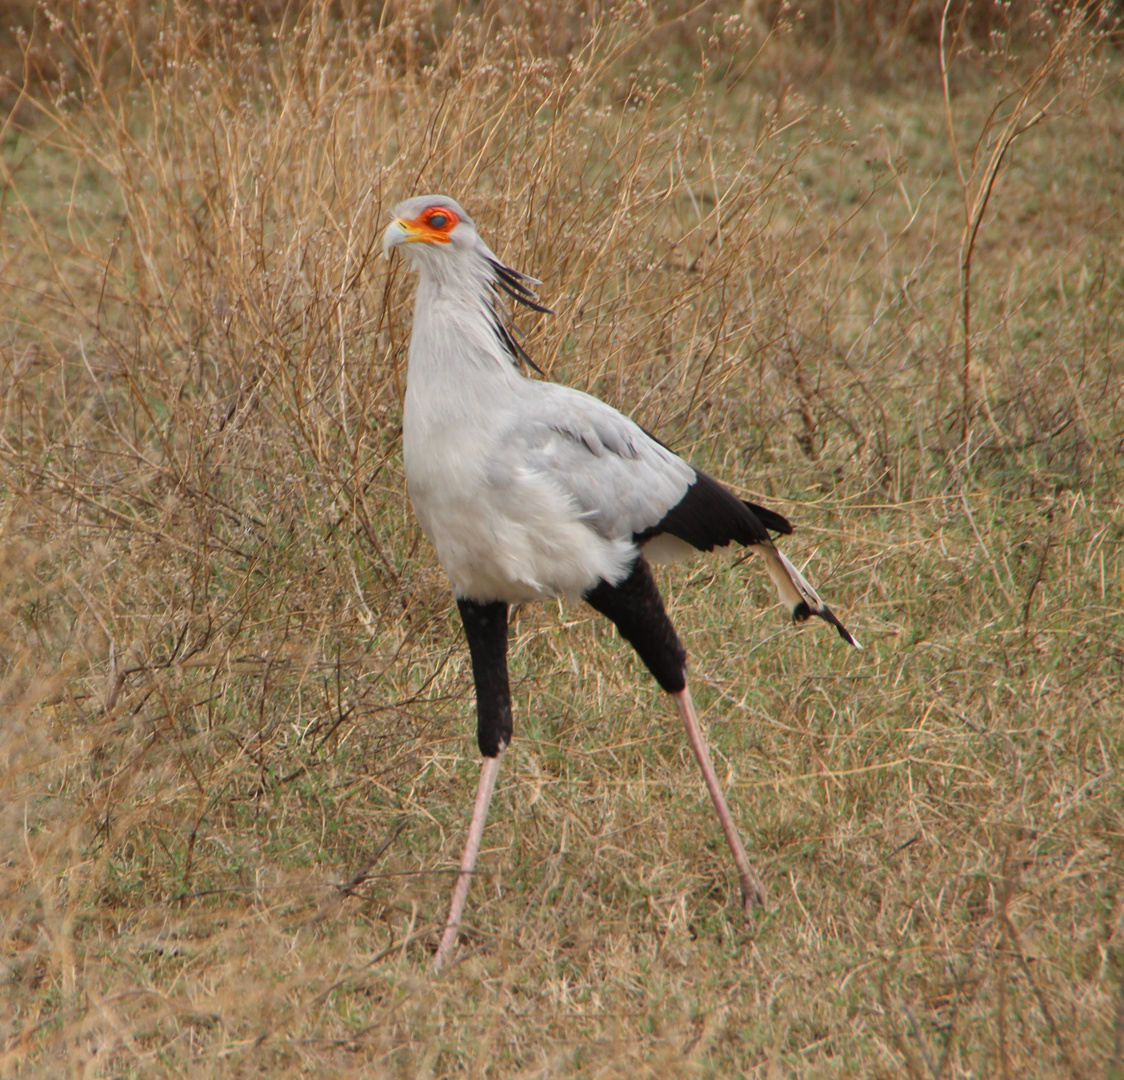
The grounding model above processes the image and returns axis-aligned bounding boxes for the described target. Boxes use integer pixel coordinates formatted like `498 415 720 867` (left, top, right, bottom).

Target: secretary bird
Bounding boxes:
382 194 859 972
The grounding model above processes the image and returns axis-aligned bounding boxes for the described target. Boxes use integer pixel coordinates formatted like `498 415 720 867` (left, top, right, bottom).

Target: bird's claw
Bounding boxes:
740 874 768 918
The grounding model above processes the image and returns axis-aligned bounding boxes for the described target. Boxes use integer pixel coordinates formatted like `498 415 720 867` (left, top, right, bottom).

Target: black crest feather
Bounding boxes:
486 257 552 374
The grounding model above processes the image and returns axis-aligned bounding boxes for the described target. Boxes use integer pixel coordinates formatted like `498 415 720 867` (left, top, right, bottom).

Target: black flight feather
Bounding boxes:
634 469 792 551
743 501 793 535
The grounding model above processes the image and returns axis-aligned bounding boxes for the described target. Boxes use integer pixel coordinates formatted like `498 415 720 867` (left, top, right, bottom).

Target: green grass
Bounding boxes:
1 2 1122 1077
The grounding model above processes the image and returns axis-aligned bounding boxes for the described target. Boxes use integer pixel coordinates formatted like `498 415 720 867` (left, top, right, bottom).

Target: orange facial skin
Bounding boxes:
395 205 460 244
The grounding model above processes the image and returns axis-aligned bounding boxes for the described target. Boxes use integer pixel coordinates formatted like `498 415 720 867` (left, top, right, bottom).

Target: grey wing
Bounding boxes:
498 381 861 647
506 382 694 542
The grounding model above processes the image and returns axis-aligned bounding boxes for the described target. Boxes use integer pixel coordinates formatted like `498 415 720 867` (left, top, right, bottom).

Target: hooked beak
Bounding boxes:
383 218 438 257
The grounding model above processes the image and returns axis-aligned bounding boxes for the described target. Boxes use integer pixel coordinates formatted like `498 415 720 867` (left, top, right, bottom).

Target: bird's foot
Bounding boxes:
740 871 768 918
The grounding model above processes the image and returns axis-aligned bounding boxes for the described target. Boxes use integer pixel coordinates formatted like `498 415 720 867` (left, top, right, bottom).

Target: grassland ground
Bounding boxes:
1 4 1122 1077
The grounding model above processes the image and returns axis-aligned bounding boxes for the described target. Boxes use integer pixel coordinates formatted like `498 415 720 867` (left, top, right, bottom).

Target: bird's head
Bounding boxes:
383 195 478 267
383 193 550 321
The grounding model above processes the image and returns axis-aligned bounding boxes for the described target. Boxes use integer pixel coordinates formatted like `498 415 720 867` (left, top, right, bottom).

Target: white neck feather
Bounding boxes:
405 244 522 385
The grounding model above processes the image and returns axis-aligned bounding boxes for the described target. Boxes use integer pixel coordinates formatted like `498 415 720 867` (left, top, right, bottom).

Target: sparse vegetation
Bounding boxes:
2 2 1122 1076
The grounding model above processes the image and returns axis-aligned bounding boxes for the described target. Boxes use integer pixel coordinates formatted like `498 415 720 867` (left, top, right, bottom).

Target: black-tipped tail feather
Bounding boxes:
775 549 860 648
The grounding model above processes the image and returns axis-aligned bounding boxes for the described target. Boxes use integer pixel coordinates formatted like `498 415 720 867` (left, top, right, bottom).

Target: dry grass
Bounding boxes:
2 2 1122 1076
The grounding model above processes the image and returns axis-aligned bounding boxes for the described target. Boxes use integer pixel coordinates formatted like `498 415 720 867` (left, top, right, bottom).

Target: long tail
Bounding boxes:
753 543 861 649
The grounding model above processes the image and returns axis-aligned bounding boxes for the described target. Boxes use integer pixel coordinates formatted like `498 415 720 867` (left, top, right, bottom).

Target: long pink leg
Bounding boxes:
673 686 768 914
432 751 504 972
